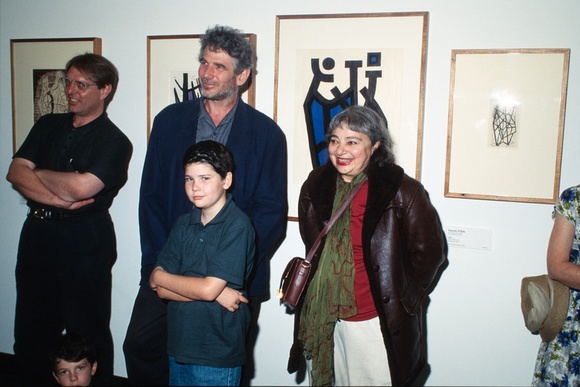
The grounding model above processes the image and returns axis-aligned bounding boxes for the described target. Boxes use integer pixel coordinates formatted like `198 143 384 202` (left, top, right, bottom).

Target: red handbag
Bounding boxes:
277 257 311 309
277 179 367 309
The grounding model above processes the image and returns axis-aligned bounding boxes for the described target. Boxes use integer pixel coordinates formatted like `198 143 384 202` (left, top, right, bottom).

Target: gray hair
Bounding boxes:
198 25 253 75
326 105 396 167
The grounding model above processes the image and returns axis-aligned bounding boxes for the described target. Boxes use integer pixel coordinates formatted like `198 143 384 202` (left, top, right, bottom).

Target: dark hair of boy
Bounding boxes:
49 332 97 368
182 140 235 180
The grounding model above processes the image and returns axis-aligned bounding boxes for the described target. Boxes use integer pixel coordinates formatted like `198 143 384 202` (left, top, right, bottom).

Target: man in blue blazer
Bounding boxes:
123 25 288 385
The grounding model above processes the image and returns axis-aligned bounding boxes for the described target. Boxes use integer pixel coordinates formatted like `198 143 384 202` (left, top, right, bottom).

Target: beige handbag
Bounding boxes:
521 274 569 342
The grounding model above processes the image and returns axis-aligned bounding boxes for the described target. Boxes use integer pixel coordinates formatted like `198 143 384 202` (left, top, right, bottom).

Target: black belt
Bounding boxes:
28 208 78 220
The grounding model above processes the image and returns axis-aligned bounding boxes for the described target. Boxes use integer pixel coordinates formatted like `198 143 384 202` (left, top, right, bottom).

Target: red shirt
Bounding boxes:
344 180 378 321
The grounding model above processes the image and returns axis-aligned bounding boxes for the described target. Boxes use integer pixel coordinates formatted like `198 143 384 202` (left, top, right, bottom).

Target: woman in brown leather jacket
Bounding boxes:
287 105 448 386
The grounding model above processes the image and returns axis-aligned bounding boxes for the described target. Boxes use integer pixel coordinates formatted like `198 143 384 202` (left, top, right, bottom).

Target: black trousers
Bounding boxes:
123 285 262 386
123 286 169 386
14 212 117 385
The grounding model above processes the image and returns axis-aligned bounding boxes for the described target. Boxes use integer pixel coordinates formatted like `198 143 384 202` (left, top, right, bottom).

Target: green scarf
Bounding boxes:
298 172 367 386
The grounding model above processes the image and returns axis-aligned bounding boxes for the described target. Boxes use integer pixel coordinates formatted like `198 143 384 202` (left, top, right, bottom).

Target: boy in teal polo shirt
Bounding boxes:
149 140 255 386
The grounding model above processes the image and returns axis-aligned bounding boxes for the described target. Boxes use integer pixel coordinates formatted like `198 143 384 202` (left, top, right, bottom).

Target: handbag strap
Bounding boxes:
304 178 368 263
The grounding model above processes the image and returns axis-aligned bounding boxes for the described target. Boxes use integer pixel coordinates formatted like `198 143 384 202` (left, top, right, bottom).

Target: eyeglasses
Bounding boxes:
61 76 97 92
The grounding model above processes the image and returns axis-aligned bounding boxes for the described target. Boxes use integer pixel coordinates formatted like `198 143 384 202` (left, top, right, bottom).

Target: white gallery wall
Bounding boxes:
1 0 579 385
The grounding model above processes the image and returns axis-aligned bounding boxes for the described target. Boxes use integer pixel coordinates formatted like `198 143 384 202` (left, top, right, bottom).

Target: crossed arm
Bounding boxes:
6 157 101 209
150 266 248 312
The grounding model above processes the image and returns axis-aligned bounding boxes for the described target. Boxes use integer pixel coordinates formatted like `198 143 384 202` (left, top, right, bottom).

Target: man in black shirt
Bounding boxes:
6 53 132 385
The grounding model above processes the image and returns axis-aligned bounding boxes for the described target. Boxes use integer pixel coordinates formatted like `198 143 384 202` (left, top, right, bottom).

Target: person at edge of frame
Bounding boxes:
50 331 98 387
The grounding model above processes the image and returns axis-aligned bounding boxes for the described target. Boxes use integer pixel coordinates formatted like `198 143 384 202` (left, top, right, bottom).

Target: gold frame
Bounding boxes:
445 49 570 203
147 34 257 139
10 38 102 153
274 12 429 219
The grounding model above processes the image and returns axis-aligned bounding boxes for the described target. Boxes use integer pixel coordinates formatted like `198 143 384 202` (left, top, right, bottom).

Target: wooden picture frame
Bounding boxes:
10 38 102 153
147 34 257 139
274 12 429 219
445 49 570 203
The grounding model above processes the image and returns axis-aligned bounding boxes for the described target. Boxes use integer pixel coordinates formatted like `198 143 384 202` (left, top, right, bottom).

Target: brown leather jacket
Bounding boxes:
288 163 448 386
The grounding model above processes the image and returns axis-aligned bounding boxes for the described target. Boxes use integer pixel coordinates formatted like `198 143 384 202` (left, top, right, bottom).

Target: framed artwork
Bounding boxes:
10 38 102 153
147 34 257 138
445 49 570 203
274 12 429 219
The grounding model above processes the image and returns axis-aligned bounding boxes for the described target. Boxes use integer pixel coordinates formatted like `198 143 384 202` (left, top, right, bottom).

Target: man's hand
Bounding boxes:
216 287 248 312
